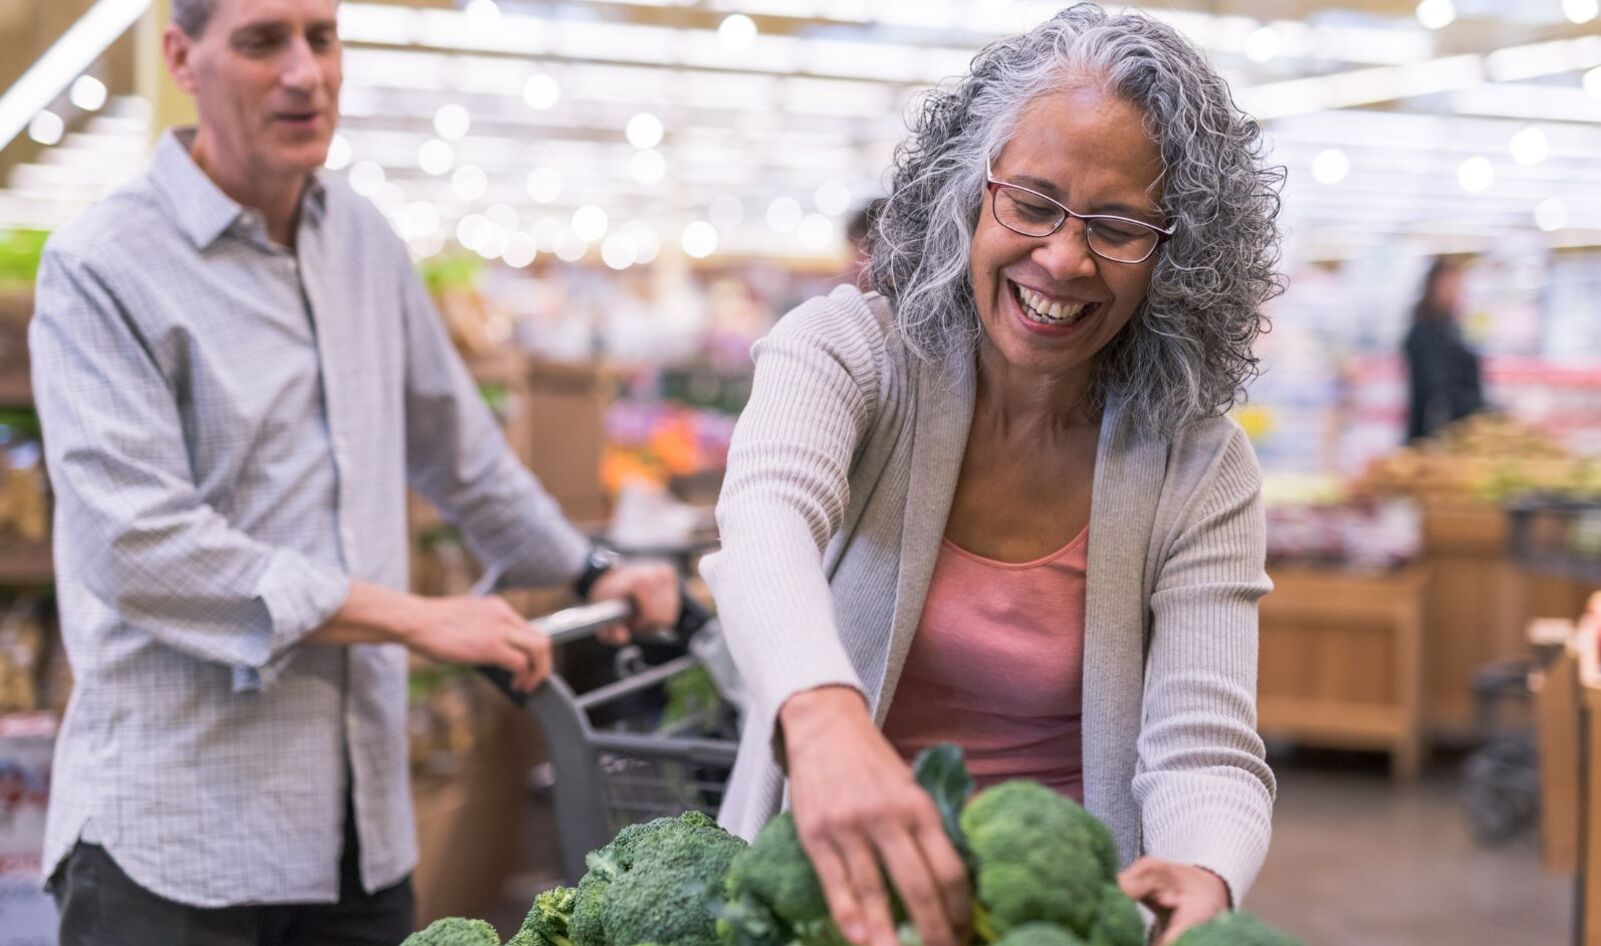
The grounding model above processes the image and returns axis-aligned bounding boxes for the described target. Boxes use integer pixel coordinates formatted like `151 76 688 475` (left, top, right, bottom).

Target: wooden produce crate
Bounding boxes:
1532 622 1581 875
1578 630 1601 946
1258 565 1430 781
1422 497 1593 740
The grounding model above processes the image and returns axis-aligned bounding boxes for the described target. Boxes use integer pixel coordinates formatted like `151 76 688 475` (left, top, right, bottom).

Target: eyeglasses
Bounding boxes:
984 160 1175 265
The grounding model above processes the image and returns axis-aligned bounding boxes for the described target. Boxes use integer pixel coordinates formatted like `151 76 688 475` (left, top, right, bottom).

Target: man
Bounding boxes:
30 0 678 942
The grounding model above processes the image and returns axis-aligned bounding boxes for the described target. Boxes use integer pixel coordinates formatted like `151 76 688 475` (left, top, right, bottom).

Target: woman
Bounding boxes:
700 6 1283 946
1404 257 1484 443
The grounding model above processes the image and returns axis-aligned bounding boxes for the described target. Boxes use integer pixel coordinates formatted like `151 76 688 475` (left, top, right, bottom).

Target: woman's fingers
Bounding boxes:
836 833 898 946
805 838 869 946
1155 898 1213 946
912 819 971 934
870 821 957 946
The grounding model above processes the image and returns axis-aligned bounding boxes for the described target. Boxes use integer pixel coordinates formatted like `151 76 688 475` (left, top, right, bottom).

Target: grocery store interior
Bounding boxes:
2 0 1601 944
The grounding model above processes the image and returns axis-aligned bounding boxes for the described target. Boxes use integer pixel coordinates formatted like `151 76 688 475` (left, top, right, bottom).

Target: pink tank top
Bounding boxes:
881 526 1088 802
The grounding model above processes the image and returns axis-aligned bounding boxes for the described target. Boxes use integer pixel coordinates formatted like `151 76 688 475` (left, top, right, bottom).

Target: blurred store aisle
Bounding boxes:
1251 750 1569 946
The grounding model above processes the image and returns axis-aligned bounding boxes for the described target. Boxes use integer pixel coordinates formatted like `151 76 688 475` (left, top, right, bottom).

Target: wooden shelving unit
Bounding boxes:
1258 564 1431 781
0 542 52 586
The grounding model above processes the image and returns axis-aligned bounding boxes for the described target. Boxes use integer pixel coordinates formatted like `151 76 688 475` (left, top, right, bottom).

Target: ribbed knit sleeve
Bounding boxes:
699 286 890 735
1133 425 1277 905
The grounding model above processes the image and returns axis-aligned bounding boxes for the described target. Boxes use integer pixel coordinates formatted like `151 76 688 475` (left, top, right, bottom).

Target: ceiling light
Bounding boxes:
486 203 519 232
399 201 441 241
27 110 63 145
1457 155 1494 192
682 220 719 259
69 74 107 111
433 103 471 141
1415 0 1456 30
555 232 588 262
532 217 563 252
349 160 386 197
630 149 666 186
1534 197 1569 232
373 183 404 214
465 0 499 29
626 112 664 149
572 205 609 243
719 14 757 51
1244 26 1282 64
503 232 538 268
451 164 487 202
601 233 638 270
526 168 562 204
523 73 560 111
1310 148 1349 185
476 225 507 261
324 134 352 171
1509 126 1549 166
457 214 489 252
625 222 661 264
709 195 744 231
418 138 454 176
1562 0 1599 24
798 214 835 251
814 180 852 217
767 196 802 233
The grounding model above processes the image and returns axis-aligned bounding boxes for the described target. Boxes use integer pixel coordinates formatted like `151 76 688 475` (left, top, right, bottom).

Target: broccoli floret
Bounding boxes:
717 812 854 946
402 917 501 946
992 922 1088 946
508 886 577 946
1172 912 1303 946
1084 886 1142 946
567 809 747 946
960 781 1118 940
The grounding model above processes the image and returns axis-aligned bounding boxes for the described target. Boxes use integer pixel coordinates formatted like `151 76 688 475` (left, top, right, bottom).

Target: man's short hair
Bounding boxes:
172 0 216 37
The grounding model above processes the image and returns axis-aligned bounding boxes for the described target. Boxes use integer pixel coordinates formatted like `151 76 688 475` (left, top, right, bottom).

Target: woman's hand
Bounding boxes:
1117 857 1231 945
779 687 970 946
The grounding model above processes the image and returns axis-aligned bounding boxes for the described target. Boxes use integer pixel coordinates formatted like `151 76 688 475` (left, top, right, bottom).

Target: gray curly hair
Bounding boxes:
868 3 1284 434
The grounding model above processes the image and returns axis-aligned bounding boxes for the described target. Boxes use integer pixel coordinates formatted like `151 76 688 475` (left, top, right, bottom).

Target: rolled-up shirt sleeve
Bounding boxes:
31 246 349 692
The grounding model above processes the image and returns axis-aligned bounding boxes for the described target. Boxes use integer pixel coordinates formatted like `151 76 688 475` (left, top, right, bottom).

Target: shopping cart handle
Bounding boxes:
475 582 712 706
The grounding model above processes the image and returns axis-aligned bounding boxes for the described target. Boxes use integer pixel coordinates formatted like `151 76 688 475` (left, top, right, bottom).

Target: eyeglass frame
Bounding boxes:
983 158 1176 265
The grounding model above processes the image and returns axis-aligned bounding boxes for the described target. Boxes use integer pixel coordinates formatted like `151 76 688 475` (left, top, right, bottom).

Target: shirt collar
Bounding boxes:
150 127 329 251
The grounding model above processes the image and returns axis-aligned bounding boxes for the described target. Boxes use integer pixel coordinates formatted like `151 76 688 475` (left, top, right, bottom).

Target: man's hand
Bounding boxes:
403 594 553 692
1117 857 1231 945
586 560 679 645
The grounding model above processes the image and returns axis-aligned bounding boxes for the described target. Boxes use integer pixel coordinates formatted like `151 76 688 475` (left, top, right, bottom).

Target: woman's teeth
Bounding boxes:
1014 282 1094 326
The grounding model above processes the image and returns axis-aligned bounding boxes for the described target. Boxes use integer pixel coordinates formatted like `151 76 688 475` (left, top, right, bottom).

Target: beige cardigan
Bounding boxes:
700 284 1276 902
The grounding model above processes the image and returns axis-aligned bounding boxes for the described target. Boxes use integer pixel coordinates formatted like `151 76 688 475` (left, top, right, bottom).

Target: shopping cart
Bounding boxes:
472 582 741 884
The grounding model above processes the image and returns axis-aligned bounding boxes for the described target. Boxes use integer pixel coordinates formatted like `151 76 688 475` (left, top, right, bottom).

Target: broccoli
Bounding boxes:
402 917 501 946
508 886 577 946
991 922 1088 946
1083 886 1142 946
718 747 980 946
567 809 748 946
1171 912 1303 946
959 780 1119 942
716 811 848 946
